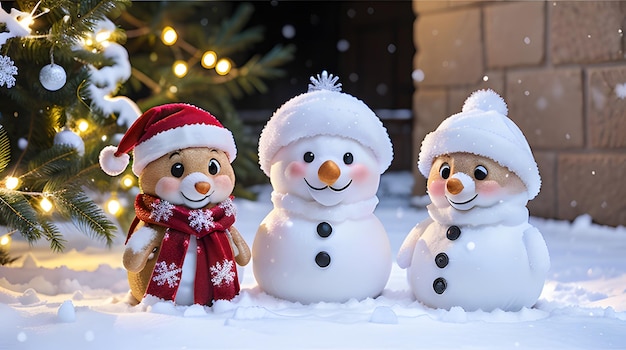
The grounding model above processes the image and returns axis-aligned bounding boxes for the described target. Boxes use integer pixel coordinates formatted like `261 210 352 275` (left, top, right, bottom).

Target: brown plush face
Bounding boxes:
427 152 527 211
139 147 235 209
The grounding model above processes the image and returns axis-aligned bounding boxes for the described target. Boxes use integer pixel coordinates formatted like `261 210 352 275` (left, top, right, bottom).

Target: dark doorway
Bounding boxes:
237 1 416 170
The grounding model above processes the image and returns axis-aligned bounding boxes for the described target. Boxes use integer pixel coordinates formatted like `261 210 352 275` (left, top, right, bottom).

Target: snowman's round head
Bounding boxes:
258 71 393 180
269 135 381 206
418 89 541 200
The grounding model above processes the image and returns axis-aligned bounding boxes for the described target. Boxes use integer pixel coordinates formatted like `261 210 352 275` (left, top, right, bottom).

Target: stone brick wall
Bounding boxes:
411 1 626 227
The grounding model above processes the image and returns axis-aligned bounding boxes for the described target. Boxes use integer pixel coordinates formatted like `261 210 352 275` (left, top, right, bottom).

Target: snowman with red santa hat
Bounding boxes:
397 89 550 312
253 71 394 304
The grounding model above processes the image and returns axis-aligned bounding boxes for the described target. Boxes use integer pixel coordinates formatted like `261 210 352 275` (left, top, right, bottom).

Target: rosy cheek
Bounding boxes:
154 177 181 197
427 179 446 197
213 175 233 191
286 161 307 178
476 180 502 196
349 164 371 183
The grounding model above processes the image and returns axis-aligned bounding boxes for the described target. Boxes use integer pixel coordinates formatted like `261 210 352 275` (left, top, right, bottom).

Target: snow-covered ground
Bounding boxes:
1 172 625 349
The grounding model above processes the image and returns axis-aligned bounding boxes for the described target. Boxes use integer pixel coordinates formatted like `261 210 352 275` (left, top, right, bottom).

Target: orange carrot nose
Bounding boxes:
318 160 341 186
195 181 211 195
446 178 464 195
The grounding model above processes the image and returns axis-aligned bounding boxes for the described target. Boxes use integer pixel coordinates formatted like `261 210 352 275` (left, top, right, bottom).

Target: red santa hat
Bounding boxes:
418 89 541 200
99 103 236 176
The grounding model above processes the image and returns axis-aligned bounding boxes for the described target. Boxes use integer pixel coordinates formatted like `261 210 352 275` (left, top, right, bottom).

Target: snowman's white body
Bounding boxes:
253 135 392 303
403 210 548 311
398 157 550 312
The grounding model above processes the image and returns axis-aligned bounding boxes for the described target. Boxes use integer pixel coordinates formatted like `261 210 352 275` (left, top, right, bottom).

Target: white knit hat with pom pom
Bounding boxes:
258 71 393 176
418 89 541 200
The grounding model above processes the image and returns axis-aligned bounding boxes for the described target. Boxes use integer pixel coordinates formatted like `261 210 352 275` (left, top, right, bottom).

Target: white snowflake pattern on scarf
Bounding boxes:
219 198 236 217
152 261 181 288
188 209 215 232
210 259 235 286
150 200 175 222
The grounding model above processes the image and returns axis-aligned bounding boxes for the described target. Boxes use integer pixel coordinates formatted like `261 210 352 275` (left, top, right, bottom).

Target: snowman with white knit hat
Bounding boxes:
253 71 393 303
397 89 550 312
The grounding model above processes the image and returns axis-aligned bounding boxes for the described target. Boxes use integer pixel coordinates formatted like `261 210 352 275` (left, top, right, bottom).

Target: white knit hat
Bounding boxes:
418 89 541 200
258 71 393 176
99 103 236 177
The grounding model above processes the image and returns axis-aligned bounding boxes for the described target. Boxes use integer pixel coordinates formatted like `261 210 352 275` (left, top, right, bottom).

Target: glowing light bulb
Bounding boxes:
201 51 217 69
0 233 11 247
215 58 231 76
106 198 121 216
95 30 111 43
77 119 89 132
173 60 188 78
5 176 19 190
120 174 135 189
161 26 178 46
40 197 53 213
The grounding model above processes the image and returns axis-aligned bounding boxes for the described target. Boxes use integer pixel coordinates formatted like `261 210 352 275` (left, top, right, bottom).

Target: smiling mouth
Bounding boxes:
448 194 478 205
182 191 213 202
304 178 352 192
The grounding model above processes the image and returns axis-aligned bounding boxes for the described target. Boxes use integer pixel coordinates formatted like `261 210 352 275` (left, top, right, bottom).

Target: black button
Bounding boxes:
446 226 461 240
315 251 331 268
435 253 449 268
433 277 447 294
317 222 332 238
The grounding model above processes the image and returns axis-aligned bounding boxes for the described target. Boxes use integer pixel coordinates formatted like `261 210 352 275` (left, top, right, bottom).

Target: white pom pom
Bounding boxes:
462 89 508 116
99 145 129 176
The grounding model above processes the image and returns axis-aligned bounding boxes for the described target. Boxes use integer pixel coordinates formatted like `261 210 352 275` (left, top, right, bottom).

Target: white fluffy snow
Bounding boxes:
1 172 625 349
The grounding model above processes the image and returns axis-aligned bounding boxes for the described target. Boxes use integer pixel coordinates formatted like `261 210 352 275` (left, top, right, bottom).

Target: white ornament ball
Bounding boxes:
39 64 67 91
54 127 84 156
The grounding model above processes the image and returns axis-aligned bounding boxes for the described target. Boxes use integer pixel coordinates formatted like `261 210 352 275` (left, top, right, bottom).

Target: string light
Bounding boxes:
106 196 121 216
95 29 111 44
0 232 12 249
5 176 19 190
161 26 178 46
201 51 217 69
77 119 89 133
215 58 232 75
173 60 188 77
120 174 135 189
40 197 53 213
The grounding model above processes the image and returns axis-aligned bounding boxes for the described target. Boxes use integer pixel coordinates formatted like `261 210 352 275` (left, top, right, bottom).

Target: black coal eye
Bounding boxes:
343 152 353 165
208 158 221 175
303 152 315 163
171 163 184 178
439 163 450 179
474 165 488 180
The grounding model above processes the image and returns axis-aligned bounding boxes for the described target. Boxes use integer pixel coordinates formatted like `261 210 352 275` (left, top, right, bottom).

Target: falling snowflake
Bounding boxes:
152 261 181 288
189 209 215 232
150 200 175 222
308 70 342 92
219 198 236 217
615 83 626 100
210 259 235 286
0 55 18 88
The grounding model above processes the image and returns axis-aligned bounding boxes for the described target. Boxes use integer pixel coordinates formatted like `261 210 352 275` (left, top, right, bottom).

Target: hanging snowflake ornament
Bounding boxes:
0 55 18 88
308 70 342 92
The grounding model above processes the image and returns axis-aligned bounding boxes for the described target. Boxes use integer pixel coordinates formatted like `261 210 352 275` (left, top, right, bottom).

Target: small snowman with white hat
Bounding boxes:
253 71 394 303
397 89 550 312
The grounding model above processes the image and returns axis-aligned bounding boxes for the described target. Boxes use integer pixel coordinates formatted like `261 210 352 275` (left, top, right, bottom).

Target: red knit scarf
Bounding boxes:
130 194 240 305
